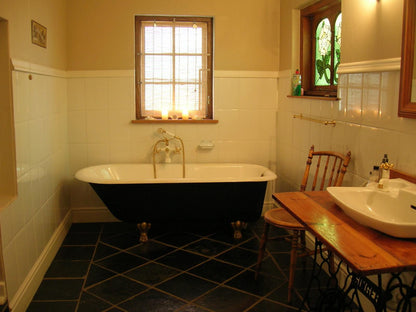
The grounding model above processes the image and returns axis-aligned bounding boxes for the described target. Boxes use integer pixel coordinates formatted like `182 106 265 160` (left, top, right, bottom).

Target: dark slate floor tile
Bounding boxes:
84 264 116 287
125 262 180 285
208 229 252 245
95 251 147 273
26 300 77 312
264 236 292 252
87 275 146 305
93 243 119 261
33 279 84 300
155 232 201 247
189 259 243 283
246 299 298 312
176 304 211 312
255 256 286 279
157 273 217 301
63 232 100 245
77 291 112 312
184 238 231 257
225 269 284 297
127 240 175 260
157 250 207 270
195 286 258 312
216 247 258 268
239 237 261 251
100 231 142 250
54 246 95 261
275 253 316 272
44 260 90 278
119 289 186 312
267 283 304 309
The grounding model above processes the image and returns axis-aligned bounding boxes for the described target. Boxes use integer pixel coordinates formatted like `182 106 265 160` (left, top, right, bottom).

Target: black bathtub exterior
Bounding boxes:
90 181 267 225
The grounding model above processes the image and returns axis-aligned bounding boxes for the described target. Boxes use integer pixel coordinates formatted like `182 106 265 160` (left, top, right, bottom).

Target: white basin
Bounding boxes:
327 178 416 238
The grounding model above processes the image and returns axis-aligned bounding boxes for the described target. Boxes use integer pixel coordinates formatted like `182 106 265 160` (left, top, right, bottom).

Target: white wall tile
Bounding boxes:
276 70 416 192
3 70 70 302
86 109 109 143
85 78 109 109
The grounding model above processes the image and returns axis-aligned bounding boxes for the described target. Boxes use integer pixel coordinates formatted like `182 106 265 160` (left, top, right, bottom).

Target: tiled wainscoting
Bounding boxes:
276 65 416 192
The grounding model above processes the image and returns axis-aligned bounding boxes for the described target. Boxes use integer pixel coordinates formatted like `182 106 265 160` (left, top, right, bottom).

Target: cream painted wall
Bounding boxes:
66 0 279 71
279 0 404 71
341 0 403 64
0 0 67 69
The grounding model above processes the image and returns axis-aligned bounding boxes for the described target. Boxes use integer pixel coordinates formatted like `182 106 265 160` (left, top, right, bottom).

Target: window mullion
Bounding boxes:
172 19 176 111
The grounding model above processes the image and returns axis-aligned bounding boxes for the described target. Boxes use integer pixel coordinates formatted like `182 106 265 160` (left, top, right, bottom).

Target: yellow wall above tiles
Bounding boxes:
66 0 280 71
0 0 67 70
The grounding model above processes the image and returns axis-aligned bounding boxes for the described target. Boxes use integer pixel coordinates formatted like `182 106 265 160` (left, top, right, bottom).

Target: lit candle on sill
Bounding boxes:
161 109 168 120
182 109 189 120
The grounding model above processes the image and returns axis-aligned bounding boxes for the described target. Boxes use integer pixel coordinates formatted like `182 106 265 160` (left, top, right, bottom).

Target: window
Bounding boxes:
300 0 341 97
135 16 213 121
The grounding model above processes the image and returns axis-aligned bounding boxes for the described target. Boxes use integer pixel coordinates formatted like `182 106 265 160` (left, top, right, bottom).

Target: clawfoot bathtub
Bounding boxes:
75 163 276 241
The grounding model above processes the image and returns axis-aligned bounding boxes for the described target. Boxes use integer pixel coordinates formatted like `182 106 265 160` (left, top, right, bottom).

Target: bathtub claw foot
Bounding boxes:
137 222 151 242
231 221 247 240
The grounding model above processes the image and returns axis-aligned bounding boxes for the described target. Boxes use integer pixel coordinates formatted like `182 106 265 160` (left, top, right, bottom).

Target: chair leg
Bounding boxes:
288 229 299 303
255 222 270 279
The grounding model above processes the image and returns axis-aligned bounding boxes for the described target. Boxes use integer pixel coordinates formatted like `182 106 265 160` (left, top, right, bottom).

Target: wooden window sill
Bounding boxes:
287 95 340 101
131 119 219 124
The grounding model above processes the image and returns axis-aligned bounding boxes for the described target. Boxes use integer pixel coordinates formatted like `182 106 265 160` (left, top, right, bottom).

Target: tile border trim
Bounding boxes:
338 58 401 74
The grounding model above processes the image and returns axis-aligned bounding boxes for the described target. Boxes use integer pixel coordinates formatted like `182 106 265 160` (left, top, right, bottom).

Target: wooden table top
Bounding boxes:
273 191 416 276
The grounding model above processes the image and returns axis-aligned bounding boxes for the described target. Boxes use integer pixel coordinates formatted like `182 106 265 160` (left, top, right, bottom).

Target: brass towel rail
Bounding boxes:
293 114 336 127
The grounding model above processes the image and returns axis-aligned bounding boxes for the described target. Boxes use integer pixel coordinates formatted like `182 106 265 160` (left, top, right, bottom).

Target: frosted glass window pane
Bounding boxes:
315 18 331 86
175 84 199 111
144 84 173 111
144 55 173 82
144 26 172 53
176 56 202 83
175 26 202 54
334 13 342 85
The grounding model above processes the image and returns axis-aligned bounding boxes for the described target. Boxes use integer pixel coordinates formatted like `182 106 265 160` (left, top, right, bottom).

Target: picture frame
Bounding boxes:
31 20 47 48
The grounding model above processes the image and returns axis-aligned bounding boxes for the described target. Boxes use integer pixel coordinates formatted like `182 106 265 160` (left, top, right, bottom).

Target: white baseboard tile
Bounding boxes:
8 211 72 312
71 207 120 223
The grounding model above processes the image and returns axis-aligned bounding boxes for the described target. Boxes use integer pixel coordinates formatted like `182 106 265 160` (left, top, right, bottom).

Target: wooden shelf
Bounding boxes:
287 95 340 101
131 119 218 124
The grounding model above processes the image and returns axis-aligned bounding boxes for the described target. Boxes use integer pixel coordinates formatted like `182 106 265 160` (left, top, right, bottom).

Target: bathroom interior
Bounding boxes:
0 0 414 311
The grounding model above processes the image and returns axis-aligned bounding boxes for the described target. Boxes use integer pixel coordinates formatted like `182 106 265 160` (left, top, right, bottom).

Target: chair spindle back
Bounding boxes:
300 145 351 192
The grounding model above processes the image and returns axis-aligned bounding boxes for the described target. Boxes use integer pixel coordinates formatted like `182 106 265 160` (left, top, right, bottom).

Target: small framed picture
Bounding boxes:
31 20 47 48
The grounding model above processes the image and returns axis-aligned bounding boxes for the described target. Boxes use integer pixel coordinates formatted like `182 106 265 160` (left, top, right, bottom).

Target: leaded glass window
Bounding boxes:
300 0 341 98
315 18 332 86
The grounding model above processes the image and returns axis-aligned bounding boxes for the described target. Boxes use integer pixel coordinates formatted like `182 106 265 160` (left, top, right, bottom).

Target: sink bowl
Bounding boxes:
327 179 416 238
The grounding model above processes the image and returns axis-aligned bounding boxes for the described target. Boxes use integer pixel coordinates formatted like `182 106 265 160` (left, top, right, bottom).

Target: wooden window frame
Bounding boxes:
300 0 341 98
134 16 214 121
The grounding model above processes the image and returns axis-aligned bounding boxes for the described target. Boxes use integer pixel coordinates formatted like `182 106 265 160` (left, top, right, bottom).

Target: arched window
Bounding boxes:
301 0 341 98
315 18 332 86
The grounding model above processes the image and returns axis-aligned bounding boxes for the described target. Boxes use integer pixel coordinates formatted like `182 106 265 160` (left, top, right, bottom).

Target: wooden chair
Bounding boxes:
255 145 351 302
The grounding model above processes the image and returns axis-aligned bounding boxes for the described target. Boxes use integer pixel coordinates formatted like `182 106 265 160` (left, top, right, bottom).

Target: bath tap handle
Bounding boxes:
158 128 176 139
